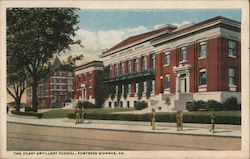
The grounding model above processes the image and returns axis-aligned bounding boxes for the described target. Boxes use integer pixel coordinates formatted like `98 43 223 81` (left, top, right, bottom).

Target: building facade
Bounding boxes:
26 56 74 108
73 61 103 104
99 16 241 111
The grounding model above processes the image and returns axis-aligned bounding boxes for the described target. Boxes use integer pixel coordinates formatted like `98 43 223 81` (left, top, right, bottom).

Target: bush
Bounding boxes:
25 107 33 112
67 111 241 125
134 101 148 110
205 100 223 111
187 100 205 111
75 101 99 109
11 110 43 118
187 98 240 111
223 96 240 110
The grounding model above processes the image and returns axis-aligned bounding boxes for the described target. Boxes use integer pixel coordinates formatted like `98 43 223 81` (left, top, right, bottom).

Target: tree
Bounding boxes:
117 85 122 104
7 51 27 111
146 80 152 99
94 71 109 107
110 85 116 101
165 96 171 111
123 84 128 100
137 82 143 100
7 8 82 112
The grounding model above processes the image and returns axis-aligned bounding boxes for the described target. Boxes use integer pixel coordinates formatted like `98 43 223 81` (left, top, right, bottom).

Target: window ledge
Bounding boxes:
179 60 188 63
199 85 207 88
228 55 236 58
198 57 207 60
163 64 170 67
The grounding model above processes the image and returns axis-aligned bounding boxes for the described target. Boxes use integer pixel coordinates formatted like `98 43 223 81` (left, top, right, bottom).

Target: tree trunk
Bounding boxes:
15 97 21 112
32 75 38 112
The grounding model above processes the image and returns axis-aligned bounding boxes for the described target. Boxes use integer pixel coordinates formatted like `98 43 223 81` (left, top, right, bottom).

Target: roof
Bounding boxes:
102 25 177 54
152 16 241 45
75 60 103 71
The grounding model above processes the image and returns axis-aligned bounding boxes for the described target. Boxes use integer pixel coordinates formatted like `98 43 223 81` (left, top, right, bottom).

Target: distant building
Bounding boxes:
26 56 74 108
99 16 241 111
73 61 103 104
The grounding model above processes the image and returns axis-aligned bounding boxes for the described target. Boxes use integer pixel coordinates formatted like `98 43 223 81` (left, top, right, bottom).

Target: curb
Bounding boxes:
7 121 241 139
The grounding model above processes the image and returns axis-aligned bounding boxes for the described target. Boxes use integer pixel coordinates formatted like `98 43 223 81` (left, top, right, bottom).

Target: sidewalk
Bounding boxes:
6 114 241 138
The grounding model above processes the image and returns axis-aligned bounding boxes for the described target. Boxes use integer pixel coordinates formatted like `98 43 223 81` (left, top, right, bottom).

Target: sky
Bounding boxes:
67 9 241 62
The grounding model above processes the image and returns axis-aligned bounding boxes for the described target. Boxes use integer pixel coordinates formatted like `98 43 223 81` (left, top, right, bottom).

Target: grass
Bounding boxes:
41 108 134 118
42 109 75 118
157 111 241 116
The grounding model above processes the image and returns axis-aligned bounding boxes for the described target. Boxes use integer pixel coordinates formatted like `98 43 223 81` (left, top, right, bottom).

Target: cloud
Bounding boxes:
172 20 193 28
63 25 149 63
63 21 192 65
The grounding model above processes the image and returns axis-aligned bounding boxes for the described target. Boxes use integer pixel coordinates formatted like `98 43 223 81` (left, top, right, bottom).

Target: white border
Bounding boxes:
0 0 249 159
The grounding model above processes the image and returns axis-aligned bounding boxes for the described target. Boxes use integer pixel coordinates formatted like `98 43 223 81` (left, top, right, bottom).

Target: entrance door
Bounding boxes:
180 78 187 93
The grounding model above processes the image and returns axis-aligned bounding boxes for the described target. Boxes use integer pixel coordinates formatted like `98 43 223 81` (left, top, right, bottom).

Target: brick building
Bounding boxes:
99 16 241 111
73 61 103 104
26 56 74 108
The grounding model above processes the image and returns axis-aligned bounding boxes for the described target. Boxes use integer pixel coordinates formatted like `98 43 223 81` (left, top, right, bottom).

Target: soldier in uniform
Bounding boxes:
176 110 183 131
150 108 156 130
79 106 84 123
209 109 215 133
75 106 80 124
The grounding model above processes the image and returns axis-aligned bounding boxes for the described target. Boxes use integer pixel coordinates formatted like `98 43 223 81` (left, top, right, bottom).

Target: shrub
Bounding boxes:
11 110 43 118
25 107 33 112
134 101 148 110
76 101 84 108
67 111 241 125
82 101 99 109
205 100 223 111
223 96 239 110
187 100 205 111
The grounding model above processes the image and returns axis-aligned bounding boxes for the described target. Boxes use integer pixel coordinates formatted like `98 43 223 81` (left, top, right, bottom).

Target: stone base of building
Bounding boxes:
103 91 241 112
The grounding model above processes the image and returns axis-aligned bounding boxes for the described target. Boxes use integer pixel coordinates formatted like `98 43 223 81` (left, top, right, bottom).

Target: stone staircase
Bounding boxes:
171 93 193 111
146 93 194 112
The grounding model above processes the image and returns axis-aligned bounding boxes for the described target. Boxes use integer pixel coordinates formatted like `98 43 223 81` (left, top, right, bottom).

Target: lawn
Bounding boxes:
42 108 134 118
157 111 241 117
41 108 241 124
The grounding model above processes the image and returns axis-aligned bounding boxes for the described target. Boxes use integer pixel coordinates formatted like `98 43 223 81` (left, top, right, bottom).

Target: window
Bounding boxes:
165 74 170 89
89 73 92 81
199 69 207 86
128 84 131 94
114 64 118 76
180 47 188 61
134 59 138 72
142 56 146 71
82 74 85 81
152 80 155 92
135 83 138 93
127 101 130 108
121 62 124 75
89 87 92 96
228 40 236 57
165 51 170 66
229 68 236 85
150 54 155 70
127 60 131 74
199 42 206 58
143 81 147 93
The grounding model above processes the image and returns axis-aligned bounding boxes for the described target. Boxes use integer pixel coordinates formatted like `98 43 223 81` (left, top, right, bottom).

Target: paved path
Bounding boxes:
7 114 241 138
